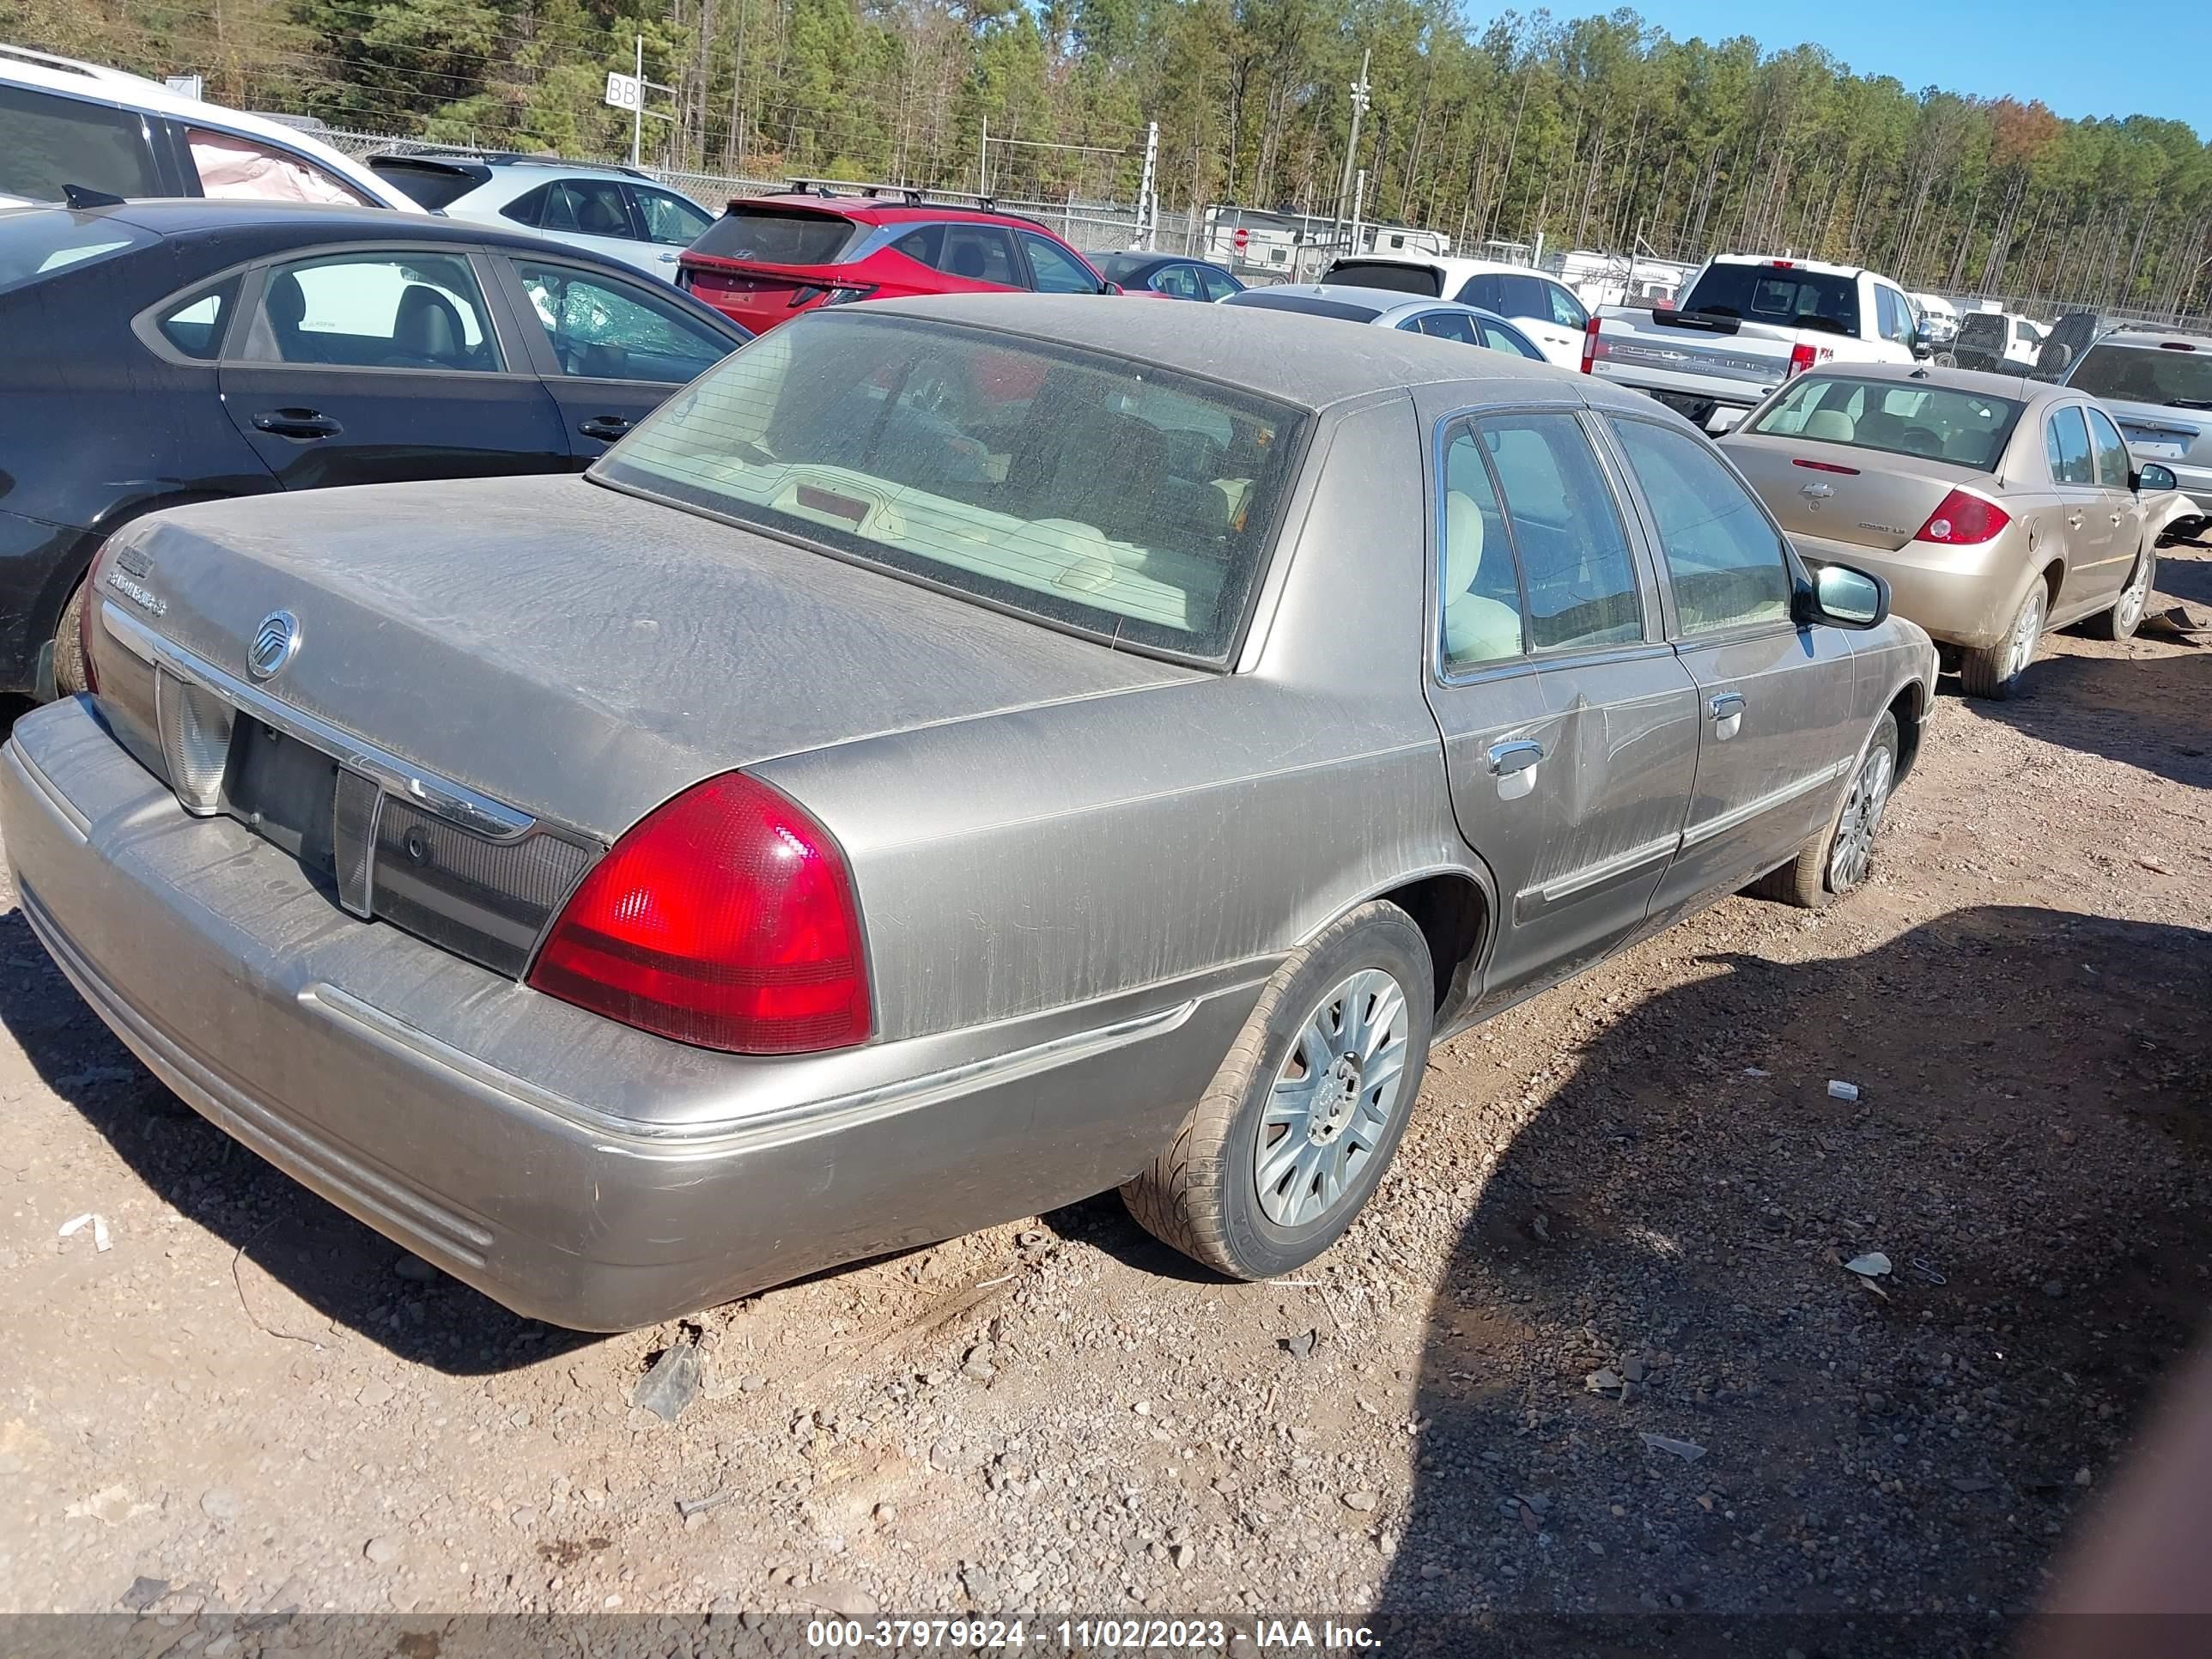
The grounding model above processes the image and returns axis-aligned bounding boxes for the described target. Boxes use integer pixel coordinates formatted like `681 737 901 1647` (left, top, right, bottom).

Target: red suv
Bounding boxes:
678 183 1115 334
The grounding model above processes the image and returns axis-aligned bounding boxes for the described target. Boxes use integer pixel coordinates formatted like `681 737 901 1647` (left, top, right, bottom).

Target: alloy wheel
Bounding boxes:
2005 587 2046 682
1828 743 1896 892
2116 556 2151 636
1254 969 1411 1228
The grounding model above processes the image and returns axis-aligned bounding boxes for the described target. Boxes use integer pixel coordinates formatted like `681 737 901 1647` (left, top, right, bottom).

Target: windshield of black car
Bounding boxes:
1749 375 2024 471
689 204 860 266
2069 342 2212 410
1679 264 1859 337
0 207 155 296
1322 259 1443 297
1224 290 1383 324
593 313 1306 662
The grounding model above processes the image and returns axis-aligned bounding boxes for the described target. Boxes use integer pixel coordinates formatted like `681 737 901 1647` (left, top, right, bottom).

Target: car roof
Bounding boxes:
34 197 662 258
1325 252 1554 284
1234 283 1528 325
863 292 1617 412
2085 325 2212 352
1791 361 2076 406
371 150 656 183
1709 252 1868 279
732 188 1053 232
0 50 421 213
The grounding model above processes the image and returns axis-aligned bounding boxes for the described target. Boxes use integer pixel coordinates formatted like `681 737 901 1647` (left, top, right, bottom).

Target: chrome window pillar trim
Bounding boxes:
100 601 555 846
1679 757 1850 849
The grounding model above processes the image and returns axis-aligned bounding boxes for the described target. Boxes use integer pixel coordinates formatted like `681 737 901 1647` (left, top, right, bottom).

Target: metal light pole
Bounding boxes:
1332 49 1371 257
631 33 644 169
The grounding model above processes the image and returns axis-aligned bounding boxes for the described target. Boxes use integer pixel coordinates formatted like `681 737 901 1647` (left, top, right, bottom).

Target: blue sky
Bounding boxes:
1565 1 2209 134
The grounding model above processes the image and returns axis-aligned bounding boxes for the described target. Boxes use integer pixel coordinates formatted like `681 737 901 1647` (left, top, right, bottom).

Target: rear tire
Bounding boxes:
51 579 91 699
1960 581 2046 699
2083 546 2154 641
1753 712 1900 909
1121 902 1433 1280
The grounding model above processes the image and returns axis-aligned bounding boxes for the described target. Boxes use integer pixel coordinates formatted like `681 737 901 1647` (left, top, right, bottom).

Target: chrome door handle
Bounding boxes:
1709 692 1746 719
1487 740 1545 776
2066 511 2084 528
2110 512 2125 525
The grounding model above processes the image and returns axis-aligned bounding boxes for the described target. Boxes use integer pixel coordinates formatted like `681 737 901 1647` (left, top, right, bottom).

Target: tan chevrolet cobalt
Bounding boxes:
1723 364 2188 696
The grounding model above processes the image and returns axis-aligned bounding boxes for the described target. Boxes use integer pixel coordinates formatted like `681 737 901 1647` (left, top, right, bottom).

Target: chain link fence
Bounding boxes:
319 126 1353 282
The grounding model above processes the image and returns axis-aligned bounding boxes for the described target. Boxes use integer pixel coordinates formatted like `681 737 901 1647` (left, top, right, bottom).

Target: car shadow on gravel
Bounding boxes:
1375 903 2209 1649
1982 648 2212 792
0 906 592 1372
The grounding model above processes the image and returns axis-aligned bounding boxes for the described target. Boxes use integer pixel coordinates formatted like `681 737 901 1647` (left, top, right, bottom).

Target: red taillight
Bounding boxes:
1580 314 1602 374
1791 458 1860 475
1787 341 1825 378
1916 489 2011 546
529 773 871 1054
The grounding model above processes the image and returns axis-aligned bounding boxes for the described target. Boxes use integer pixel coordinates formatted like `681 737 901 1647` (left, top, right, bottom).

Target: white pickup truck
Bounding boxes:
1582 254 1924 433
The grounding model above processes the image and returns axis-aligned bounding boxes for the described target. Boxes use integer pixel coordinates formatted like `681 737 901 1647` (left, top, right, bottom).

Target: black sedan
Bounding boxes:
1085 250 1244 302
0 199 750 699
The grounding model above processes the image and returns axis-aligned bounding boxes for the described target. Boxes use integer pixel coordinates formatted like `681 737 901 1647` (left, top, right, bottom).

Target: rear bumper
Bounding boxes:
1 698 1254 1329
1789 529 2023 650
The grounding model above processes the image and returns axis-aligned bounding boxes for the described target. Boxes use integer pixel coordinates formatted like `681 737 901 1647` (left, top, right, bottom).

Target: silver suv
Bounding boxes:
365 151 712 283
2059 325 2212 507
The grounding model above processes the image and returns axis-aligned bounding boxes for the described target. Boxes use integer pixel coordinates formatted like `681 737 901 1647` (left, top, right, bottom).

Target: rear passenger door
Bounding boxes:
501 177 652 275
2043 404 2112 603
1425 410 1699 1002
219 246 568 490
495 254 742 459
1607 416 1863 914
933 223 1024 292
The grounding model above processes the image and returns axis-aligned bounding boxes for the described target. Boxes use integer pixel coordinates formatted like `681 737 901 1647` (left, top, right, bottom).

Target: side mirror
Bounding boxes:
1795 562 1890 630
2037 340 2073 374
1102 281 1124 296
2137 462 2179 494
1911 324 1935 357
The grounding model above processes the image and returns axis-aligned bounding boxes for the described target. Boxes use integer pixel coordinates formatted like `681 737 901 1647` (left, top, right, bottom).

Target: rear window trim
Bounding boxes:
689 202 864 270
588 313 1321 672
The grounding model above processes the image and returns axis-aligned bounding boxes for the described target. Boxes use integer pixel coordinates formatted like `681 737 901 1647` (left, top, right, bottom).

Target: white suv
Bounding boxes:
365 152 713 283
0 44 419 211
1319 252 1593 369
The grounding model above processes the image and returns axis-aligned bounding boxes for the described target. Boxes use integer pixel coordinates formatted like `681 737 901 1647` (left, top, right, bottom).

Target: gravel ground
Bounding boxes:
1 549 2207 1653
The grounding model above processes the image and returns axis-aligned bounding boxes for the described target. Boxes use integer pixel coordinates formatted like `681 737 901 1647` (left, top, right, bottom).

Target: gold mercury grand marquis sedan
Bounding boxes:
1720 362 2196 698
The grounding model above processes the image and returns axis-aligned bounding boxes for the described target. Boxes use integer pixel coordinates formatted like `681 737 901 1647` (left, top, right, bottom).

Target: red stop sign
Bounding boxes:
1233 227 1249 251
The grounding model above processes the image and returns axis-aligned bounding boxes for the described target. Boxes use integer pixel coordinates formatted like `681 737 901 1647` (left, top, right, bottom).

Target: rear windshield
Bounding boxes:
1680 263 1859 337
1091 252 1153 283
1224 290 1382 324
1322 259 1442 298
690 204 860 267
2068 342 2212 411
1749 374 2023 471
0 82 163 204
366 159 484 211
0 209 155 297
596 312 1306 662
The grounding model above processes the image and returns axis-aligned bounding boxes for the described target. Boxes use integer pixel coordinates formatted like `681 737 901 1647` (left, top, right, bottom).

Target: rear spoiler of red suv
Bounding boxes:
773 178 1048 230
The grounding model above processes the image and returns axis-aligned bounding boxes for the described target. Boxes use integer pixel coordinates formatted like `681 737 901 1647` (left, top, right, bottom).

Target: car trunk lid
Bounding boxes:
96 472 1196 845
679 200 866 331
1723 433 1992 551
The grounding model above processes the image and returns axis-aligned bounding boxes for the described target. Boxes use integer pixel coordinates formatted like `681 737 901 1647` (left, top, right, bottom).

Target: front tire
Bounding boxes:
2083 546 2154 641
1960 581 2046 699
1753 712 1900 909
1121 902 1433 1280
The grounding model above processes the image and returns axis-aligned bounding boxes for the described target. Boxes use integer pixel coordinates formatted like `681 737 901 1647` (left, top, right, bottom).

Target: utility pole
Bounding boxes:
979 116 988 198
1351 167 1366 255
1136 120 1158 251
1332 48 1371 256
632 33 644 169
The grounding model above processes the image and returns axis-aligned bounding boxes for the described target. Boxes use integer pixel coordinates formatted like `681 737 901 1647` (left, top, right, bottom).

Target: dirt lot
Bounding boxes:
2 550 2208 1651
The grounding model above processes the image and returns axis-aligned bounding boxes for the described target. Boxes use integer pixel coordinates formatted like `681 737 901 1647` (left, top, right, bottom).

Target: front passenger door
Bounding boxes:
219 247 568 489
2077 404 2145 606
1607 416 1863 915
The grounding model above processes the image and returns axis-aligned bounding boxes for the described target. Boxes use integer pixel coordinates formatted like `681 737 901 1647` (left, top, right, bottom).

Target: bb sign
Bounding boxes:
604 71 642 112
